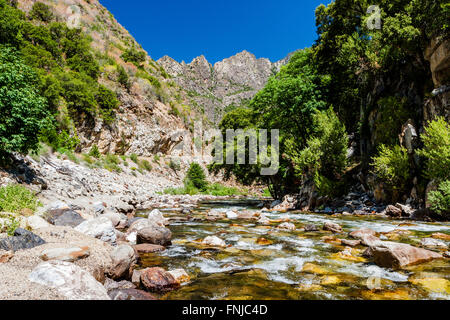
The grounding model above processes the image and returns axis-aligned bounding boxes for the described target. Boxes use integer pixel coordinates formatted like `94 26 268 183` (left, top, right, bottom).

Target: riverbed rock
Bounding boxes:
74 217 117 245
27 215 51 230
147 209 169 227
420 238 448 249
136 226 172 246
102 211 125 228
304 224 319 232
257 216 271 225
29 261 110 300
46 209 85 227
40 246 90 262
385 205 402 218
341 239 361 247
349 228 377 238
323 222 343 233
0 250 13 263
202 236 226 247
108 288 157 300
134 244 165 254
131 269 142 286
140 267 180 293
168 268 190 284
277 222 296 231
370 242 443 269
432 233 450 241
226 210 238 219
108 244 136 280
0 228 46 252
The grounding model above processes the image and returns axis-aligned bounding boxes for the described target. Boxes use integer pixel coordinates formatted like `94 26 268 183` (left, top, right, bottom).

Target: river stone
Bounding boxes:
75 217 116 245
147 209 169 227
277 222 296 231
103 278 136 291
370 241 443 269
46 209 85 227
134 244 165 254
385 205 402 217
323 222 343 233
140 267 180 293
202 236 226 247
0 228 46 252
341 239 361 247
421 238 448 249
136 226 172 246
226 210 238 219
108 244 136 280
0 250 13 263
29 261 111 300
304 224 319 232
27 215 51 230
108 288 157 300
168 269 190 284
102 211 124 227
349 228 377 239
40 246 90 262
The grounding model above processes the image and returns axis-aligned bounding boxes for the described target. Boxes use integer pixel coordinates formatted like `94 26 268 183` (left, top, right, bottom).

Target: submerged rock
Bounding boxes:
0 228 46 252
140 267 180 293
29 261 110 300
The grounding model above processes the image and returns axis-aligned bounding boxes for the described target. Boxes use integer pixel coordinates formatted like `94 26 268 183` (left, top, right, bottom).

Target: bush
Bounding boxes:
29 2 53 22
89 145 101 158
117 65 130 89
130 153 139 164
0 46 49 156
140 159 152 172
121 48 146 66
0 184 40 214
417 117 450 181
96 85 119 124
371 144 411 194
186 162 207 191
428 180 450 218
169 159 181 171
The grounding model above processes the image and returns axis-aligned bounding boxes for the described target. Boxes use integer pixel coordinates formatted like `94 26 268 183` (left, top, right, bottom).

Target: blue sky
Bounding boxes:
99 0 329 64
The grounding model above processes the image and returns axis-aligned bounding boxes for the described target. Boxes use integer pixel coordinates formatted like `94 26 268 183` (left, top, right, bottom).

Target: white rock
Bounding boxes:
27 215 50 230
421 238 448 249
277 222 296 231
40 247 90 262
202 236 226 247
75 217 116 245
226 210 238 219
29 261 111 300
147 209 169 227
168 269 190 284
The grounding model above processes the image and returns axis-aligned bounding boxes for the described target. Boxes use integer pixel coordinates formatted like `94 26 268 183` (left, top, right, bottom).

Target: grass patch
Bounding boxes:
163 182 247 196
0 185 41 215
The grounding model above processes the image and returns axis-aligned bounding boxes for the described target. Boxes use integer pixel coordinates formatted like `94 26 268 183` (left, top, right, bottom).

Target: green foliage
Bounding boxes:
371 145 411 194
130 153 139 164
0 184 40 214
163 182 245 197
169 159 181 172
29 2 53 22
428 180 450 218
89 145 101 159
186 162 207 191
96 85 119 124
121 47 146 66
417 117 450 181
117 65 130 89
139 159 152 172
0 46 49 155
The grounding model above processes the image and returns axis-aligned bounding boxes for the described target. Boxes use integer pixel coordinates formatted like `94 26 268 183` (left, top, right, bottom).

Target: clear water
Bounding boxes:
137 200 450 300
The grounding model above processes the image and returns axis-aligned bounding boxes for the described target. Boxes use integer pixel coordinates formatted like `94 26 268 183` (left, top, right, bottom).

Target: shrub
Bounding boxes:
117 65 130 89
140 159 152 172
0 46 49 156
130 153 139 164
169 159 181 172
29 2 53 22
186 162 207 191
371 144 411 193
417 117 450 181
121 48 146 65
0 184 40 214
96 85 119 124
89 145 101 158
428 180 450 218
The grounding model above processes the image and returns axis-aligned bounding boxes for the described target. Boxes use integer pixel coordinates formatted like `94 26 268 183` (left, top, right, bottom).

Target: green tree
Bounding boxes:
96 85 119 124
29 2 54 22
0 46 49 155
186 162 208 191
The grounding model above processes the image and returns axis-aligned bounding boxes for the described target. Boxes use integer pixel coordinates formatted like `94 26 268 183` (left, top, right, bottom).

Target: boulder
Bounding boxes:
147 209 169 227
226 210 238 219
92 202 106 215
385 205 402 218
27 215 50 230
108 244 136 280
29 261 111 300
140 267 180 293
134 244 165 254
420 238 448 249
341 239 361 247
257 216 270 225
131 269 142 286
0 228 46 252
277 222 296 231
108 288 157 300
40 246 90 262
103 278 136 291
323 222 343 233
46 209 85 227
75 217 117 245
349 228 377 239
202 236 226 247
168 269 190 284
370 242 443 269
136 226 172 246
304 224 319 232
102 212 125 227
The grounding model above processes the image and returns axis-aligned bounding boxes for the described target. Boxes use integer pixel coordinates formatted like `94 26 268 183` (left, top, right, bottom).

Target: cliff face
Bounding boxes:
158 51 291 124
